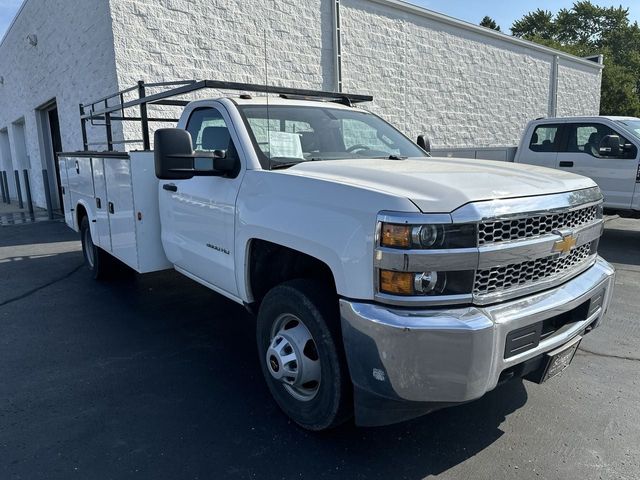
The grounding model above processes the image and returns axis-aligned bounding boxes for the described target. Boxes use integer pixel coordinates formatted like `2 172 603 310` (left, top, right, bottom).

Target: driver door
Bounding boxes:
556 122 638 209
159 104 243 298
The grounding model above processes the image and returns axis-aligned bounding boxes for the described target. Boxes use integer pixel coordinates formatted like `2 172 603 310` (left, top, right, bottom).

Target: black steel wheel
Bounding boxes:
256 279 352 430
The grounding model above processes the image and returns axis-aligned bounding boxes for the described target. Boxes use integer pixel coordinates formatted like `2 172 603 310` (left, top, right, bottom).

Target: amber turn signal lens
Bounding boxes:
379 270 414 295
380 223 411 248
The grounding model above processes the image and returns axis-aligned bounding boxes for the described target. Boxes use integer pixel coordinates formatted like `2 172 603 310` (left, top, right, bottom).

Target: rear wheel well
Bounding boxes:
75 204 88 230
248 239 337 310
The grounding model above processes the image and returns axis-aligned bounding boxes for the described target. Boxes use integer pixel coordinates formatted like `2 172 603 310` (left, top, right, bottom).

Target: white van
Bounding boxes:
514 116 640 216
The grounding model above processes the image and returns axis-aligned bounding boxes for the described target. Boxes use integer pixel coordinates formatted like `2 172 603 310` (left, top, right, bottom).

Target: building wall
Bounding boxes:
340 0 602 148
556 59 602 117
107 0 336 144
106 0 602 149
0 0 120 207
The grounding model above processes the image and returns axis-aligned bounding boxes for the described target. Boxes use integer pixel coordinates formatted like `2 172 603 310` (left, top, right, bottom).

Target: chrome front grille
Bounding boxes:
473 243 592 296
478 205 598 245
374 188 604 308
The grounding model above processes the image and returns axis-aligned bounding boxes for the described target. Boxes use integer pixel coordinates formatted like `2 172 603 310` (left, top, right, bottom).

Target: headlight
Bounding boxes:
413 224 440 248
380 222 477 249
596 203 604 219
379 269 474 296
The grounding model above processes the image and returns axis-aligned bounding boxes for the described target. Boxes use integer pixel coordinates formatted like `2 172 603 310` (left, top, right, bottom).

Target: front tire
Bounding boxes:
256 279 353 430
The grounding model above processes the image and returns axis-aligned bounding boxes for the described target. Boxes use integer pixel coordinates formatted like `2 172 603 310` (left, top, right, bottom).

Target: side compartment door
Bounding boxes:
159 105 243 297
104 156 138 268
66 156 94 228
92 157 112 251
66 156 94 199
557 123 638 209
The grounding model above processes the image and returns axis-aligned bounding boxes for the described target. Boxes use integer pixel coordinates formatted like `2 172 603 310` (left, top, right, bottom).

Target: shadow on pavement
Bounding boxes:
0 218 71 247
599 223 640 267
1 241 528 479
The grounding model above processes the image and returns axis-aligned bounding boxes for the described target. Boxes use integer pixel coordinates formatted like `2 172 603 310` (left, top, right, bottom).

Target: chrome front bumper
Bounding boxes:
340 256 615 418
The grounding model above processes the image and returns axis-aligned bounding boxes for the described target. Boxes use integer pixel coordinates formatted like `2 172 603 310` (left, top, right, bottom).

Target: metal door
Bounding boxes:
159 104 243 297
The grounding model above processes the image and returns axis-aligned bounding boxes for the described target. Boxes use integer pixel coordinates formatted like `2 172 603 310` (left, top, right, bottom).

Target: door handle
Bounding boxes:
75 161 80 174
559 161 574 167
108 201 114 214
96 197 101 209
163 183 178 192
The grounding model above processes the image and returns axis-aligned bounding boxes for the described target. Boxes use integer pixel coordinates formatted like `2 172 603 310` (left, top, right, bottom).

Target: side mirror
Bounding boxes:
417 135 431 154
599 135 621 156
154 128 235 179
193 150 236 173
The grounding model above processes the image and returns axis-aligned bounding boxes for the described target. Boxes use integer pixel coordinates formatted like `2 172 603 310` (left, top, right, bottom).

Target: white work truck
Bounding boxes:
515 116 640 217
59 80 615 429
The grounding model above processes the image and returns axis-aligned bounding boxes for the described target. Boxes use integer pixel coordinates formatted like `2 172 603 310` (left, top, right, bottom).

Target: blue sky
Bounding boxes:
1 0 640 40
410 0 640 32
0 0 22 40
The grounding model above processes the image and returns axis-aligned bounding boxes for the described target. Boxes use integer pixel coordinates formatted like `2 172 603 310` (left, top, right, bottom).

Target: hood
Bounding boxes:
282 157 597 213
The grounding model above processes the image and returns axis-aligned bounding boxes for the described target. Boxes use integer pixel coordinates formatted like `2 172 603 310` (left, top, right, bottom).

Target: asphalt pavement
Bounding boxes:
0 217 638 480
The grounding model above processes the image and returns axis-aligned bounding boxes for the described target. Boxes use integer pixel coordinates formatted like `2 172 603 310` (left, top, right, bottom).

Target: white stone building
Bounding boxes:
0 0 603 212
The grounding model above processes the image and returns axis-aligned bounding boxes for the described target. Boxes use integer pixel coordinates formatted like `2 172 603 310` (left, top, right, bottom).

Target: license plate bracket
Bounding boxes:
540 335 582 383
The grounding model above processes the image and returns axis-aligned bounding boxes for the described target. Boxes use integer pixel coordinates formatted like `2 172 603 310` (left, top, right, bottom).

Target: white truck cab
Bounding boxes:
515 116 640 216
58 80 615 430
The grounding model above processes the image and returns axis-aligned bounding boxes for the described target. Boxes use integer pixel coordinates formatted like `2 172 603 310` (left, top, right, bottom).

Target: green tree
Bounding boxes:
512 9 556 40
480 16 501 31
511 1 640 116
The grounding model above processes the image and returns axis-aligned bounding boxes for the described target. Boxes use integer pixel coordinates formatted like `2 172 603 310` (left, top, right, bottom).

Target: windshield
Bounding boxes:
615 119 640 140
236 104 427 169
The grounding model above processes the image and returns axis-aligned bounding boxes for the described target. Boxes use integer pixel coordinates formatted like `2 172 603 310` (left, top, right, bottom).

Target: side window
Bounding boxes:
565 123 636 159
529 125 560 152
186 108 237 157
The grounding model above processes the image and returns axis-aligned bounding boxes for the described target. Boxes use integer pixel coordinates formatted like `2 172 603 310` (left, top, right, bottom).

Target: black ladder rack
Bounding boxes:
79 80 373 152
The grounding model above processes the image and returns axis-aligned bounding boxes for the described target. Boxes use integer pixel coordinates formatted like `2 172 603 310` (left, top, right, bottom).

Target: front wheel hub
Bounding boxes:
266 314 321 401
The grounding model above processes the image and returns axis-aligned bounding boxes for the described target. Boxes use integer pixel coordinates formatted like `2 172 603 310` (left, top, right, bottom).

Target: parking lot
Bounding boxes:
1 217 638 480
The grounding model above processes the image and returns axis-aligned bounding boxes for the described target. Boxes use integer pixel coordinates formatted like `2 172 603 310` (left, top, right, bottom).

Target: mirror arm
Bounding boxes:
166 152 218 160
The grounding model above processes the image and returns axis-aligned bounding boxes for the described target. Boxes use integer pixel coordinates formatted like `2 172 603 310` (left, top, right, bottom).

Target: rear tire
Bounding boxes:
256 279 353 430
80 216 116 280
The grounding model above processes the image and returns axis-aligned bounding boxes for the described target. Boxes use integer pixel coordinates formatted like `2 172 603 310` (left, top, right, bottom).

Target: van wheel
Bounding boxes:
80 216 114 280
256 279 352 430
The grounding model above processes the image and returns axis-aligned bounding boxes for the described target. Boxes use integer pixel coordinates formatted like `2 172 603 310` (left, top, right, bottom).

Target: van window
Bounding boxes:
529 125 560 152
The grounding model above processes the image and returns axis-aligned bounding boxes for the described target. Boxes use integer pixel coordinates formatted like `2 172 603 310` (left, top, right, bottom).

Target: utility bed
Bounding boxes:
59 151 170 273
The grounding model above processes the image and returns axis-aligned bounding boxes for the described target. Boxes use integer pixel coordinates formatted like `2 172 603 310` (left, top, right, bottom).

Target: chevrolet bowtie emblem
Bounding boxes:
552 231 577 255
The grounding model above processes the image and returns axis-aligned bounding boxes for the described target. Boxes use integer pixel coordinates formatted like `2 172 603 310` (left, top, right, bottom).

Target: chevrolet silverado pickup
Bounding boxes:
58 80 615 430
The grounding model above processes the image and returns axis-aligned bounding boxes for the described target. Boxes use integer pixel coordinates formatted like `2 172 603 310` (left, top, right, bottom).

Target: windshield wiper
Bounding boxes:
270 162 302 170
269 157 306 170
